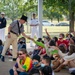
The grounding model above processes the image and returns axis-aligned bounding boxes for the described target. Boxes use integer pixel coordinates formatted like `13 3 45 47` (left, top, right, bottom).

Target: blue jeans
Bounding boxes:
9 69 28 75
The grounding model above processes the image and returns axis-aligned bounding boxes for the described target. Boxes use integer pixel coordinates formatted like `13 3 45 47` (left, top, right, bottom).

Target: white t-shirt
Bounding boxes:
64 53 75 61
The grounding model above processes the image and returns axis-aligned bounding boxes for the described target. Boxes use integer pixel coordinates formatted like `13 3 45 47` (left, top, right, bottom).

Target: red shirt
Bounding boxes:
57 39 69 48
38 46 46 54
41 48 46 54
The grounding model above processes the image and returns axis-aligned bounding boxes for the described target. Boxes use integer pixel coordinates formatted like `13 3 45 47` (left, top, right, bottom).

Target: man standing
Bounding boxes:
30 13 39 46
0 15 28 62
0 12 7 42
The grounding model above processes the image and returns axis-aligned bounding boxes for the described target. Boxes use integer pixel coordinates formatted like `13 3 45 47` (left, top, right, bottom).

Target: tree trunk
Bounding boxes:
69 11 74 32
57 17 59 23
51 18 53 22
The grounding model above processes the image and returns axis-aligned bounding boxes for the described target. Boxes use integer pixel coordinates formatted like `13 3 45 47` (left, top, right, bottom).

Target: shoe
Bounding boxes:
13 58 16 61
1 56 5 62
0 54 2 58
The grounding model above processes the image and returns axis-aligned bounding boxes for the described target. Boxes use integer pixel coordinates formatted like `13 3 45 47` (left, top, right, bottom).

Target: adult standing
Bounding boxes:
0 15 28 62
0 12 7 42
30 13 39 47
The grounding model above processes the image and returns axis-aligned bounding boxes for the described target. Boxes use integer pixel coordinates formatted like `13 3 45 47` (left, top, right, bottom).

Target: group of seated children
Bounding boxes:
26 29 75 75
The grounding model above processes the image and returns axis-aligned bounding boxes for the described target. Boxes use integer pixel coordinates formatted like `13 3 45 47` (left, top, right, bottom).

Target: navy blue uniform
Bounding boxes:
0 17 7 29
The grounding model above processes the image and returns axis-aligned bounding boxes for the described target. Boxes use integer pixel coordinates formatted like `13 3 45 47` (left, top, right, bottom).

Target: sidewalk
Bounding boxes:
0 43 70 75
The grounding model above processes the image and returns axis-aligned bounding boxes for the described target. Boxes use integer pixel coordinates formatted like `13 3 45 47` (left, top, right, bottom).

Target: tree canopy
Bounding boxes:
0 0 75 31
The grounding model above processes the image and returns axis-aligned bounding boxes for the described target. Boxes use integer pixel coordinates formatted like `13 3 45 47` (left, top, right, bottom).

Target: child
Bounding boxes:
40 66 53 75
52 54 61 70
58 44 67 53
28 38 46 57
41 55 54 75
32 55 41 68
41 55 51 66
54 44 75 72
18 37 26 51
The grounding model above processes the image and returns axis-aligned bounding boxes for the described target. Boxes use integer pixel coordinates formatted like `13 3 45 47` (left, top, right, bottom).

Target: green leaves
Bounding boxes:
0 0 37 20
0 0 74 23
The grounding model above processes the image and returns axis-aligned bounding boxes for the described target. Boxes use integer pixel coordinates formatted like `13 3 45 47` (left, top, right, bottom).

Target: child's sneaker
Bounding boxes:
1 56 5 62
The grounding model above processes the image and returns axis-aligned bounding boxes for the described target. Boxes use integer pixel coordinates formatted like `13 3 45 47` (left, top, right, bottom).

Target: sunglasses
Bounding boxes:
18 53 23 55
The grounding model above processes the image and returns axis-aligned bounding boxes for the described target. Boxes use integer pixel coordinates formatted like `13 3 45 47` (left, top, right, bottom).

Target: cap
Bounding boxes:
20 15 28 22
32 55 40 62
33 13 36 15
1 12 5 15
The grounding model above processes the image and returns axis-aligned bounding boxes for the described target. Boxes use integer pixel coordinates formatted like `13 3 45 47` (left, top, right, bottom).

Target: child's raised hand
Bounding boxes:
45 28 47 32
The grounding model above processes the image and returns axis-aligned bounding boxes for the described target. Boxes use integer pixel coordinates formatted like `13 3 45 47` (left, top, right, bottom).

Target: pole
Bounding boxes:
38 0 43 38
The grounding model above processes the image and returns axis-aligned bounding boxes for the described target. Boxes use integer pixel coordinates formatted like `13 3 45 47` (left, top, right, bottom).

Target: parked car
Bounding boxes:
42 20 54 26
56 22 69 26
